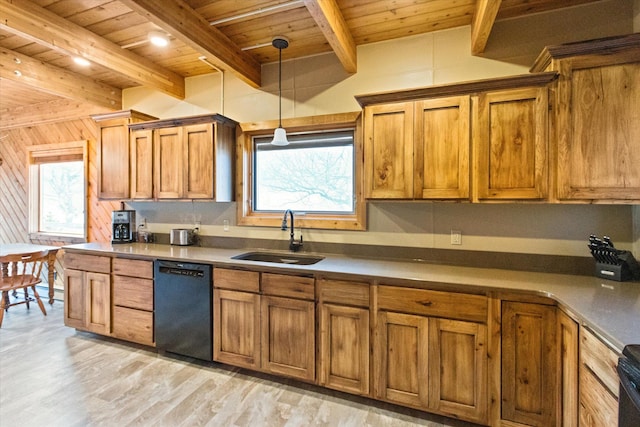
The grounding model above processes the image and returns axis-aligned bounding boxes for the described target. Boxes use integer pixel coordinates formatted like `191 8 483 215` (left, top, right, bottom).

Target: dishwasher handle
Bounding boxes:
157 266 205 277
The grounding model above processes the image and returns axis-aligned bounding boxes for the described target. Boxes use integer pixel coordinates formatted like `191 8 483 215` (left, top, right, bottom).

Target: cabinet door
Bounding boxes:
501 302 557 427
556 62 640 200
213 289 261 370
559 311 579 427
364 103 414 199
64 268 86 329
97 118 130 199
374 311 429 409
183 124 214 199
130 129 154 199
428 318 487 424
154 127 183 198
85 272 111 335
318 303 370 396
261 295 315 381
474 87 548 200
414 96 470 199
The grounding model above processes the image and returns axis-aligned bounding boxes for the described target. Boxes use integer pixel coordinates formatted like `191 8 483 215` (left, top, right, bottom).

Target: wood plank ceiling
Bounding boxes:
0 0 604 121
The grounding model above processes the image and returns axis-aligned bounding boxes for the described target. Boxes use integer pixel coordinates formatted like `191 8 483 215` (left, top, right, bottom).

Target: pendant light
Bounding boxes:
270 36 289 146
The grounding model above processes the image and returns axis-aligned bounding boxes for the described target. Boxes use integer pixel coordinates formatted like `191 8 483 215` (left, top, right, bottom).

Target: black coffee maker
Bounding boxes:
112 208 136 244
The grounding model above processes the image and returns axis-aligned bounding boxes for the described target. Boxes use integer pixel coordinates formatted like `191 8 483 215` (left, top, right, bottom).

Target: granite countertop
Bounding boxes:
64 242 640 352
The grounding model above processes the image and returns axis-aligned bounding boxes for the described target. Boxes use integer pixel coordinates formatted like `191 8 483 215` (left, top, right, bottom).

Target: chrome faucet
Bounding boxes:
281 209 303 252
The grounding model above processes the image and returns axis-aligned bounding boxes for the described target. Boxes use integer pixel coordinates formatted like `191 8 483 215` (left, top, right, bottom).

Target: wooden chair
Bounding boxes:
0 250 49 327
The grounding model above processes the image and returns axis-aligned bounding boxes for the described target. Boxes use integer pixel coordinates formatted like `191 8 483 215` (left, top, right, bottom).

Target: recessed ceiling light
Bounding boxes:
74 57 90 67
148 31 169 47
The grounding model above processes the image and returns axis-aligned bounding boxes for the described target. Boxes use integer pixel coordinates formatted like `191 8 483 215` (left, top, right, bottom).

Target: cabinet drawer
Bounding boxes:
318 278 370 307
262 273 315 300
64 253 111 274
579 364 618 426
112 306 154 346
214 268 260 292
112 275 153 311
377 285 487 323
580 326 620 397
112 257 153 279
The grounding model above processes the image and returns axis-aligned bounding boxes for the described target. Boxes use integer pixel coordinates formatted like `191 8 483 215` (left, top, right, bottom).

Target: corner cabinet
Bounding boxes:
531 33 640 202
91 110 158 200
357 73 555 202
129 114 238 201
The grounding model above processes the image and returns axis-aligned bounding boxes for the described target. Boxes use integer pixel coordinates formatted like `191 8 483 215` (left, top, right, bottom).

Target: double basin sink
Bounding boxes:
232 251 324 266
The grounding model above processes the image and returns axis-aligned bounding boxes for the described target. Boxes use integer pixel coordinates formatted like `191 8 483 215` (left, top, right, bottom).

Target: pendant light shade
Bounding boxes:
271 127 289 146
270 36 289 146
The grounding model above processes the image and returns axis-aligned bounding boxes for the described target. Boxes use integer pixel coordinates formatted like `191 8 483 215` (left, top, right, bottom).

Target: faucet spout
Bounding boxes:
282 209 303 252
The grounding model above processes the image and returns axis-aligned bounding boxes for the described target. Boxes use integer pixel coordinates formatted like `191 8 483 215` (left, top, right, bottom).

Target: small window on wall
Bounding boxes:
238 112 365 230
253 131 355 213
27 141 88 239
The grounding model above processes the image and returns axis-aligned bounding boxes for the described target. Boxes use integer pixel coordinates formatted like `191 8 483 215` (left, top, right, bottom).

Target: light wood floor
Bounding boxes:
0 296 479 427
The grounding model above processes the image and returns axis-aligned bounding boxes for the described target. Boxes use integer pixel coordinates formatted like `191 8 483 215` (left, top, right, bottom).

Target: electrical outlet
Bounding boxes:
451 230 462 245
223 219 229 232
195 221 201 230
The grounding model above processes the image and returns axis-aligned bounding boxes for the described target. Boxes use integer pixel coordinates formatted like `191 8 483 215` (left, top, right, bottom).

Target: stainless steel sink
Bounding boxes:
231 251 324 265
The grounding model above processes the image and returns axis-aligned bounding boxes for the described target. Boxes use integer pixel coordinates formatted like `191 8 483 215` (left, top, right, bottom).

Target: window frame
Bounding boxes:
26 141 88 240
237 112 366 230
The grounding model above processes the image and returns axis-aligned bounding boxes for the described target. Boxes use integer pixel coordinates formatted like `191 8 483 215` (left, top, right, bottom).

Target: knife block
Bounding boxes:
595 262 633 281
594 251 640 282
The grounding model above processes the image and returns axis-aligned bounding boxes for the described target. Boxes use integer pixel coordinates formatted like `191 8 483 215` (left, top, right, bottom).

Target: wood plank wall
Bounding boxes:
0 118 119 287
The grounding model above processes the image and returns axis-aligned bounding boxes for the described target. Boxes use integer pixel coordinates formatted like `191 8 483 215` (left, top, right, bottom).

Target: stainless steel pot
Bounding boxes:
170 228 196 246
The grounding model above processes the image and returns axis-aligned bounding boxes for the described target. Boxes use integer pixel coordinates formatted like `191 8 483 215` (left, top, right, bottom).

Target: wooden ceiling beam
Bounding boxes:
0 0 185 99
120 0 262 88
303 0 357 73
471 0 502 55
0 47 121 110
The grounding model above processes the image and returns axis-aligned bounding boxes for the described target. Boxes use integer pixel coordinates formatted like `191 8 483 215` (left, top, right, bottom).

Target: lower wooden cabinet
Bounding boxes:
261 295 315 381
429 318 488 423
374 310 430 408
501 301 558 427
317 278 370 396
579 326 619 426
374 285 489 425
111 258 154 346
64 253 111 335
213 288 260 369
212 268 315 382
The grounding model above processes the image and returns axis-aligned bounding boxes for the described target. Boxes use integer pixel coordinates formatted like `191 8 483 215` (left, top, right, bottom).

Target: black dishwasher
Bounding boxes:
154 260 212 361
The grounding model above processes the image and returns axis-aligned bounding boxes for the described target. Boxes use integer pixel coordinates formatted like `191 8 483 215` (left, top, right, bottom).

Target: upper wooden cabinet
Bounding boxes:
415 96 471 199
531 33 640 202
92 110 158 200
473 87 548 200
363 102 414 199
129 114 238 201
357 73 556 201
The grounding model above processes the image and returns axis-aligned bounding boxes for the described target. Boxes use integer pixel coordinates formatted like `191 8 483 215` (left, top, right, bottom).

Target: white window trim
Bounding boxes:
26 140 88 240
237 112 366 231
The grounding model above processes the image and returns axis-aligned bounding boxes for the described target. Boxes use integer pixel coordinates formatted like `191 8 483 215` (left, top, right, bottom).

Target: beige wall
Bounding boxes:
635 0 640 30
124 0 638 258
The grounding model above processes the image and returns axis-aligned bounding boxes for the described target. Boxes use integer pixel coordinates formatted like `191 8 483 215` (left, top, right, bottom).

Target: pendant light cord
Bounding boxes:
278 46 282 128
